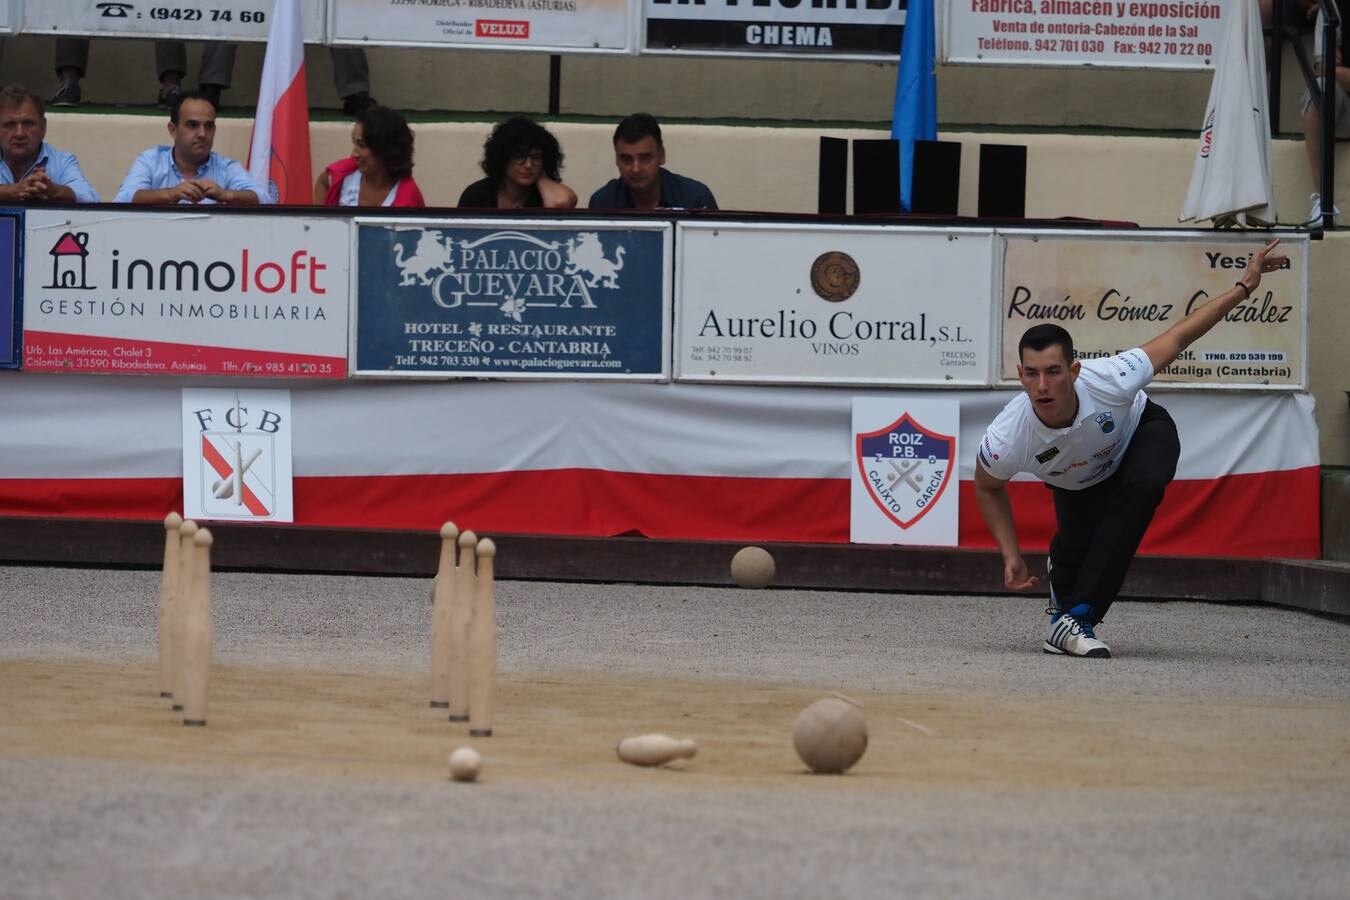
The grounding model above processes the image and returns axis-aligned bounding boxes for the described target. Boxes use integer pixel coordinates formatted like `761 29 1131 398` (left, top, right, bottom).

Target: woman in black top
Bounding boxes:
456 117 577 209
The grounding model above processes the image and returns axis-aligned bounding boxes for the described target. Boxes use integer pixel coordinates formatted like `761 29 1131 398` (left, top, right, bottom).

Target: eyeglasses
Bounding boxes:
510 151 545 166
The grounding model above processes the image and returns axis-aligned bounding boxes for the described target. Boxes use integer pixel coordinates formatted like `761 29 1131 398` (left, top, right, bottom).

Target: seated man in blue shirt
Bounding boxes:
115 91 268 205
0 85 99 204
588 113 717 211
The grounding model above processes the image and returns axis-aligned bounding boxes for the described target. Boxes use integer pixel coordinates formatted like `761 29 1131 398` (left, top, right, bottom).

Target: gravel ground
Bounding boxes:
2 564 1348 900
2 565 1348 701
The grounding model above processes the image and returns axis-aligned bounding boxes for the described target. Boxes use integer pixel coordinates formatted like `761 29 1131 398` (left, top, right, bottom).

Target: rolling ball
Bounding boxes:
792 697 868 774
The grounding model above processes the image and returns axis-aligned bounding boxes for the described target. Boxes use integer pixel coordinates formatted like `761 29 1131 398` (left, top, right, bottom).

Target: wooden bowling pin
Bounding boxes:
616 734 698 767
448 530 477 722
468 538 497 737
172 519 198 710
430 521 459 709
181 528 213 726
158 512 183 699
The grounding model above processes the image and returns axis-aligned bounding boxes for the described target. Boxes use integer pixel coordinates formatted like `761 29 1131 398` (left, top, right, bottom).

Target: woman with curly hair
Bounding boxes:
456 116 576 209
315 105 425 207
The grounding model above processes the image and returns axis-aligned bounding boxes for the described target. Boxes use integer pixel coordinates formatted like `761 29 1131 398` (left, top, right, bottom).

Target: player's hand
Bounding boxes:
1239 238 1287 293
1003 556 1039 592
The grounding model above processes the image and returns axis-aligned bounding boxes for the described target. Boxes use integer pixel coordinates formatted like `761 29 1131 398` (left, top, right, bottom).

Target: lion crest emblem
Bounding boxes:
392 230 455 286
564 233 625 289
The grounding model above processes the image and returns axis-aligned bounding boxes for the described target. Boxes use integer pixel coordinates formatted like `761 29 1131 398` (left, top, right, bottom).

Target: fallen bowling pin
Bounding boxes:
616 734 698 767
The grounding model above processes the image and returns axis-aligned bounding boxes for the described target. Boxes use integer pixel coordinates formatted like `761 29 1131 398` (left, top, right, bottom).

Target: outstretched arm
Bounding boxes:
1140 238 1288 374
974 459 1039 592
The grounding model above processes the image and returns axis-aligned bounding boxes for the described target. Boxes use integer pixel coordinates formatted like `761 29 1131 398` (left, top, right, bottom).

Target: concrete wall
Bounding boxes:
43 114 1348 224
0 33 1327 133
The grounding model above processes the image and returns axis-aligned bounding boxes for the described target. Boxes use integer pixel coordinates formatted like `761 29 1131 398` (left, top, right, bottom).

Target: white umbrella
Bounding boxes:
1180 0 1276 226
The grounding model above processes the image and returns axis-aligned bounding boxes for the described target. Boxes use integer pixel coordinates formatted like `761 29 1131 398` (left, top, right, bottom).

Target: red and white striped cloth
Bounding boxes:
247 0 312 205
0 375 1320 558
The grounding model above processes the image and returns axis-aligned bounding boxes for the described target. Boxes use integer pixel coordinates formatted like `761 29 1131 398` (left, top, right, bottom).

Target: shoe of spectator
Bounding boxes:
158 83 182 110
49 80 82 107
341 92 377 117
1308 193 1340 223
200 84 223 109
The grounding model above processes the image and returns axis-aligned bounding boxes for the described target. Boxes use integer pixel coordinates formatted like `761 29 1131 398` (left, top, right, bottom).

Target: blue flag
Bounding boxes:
891 0 937 212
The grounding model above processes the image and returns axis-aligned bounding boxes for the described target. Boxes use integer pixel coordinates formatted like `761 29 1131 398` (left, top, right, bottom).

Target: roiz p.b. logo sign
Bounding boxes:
855 413 955 529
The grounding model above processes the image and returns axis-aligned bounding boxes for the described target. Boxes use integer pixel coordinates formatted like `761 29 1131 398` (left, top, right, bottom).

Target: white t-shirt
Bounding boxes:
339 169 398 208
978 348 1154 490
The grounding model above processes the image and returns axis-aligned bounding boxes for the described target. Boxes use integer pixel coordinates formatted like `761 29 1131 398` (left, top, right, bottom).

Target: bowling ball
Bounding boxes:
792 697 868 774
731 546 775 589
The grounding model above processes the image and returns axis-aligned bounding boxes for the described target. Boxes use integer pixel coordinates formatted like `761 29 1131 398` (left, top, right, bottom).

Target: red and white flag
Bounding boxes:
248 0 311 205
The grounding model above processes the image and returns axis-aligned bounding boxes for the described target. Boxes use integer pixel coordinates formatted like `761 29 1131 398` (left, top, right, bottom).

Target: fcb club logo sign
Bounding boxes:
855 412 955 530
181 389 294 523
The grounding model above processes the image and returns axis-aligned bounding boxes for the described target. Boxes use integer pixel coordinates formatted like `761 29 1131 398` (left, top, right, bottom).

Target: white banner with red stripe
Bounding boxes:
0 374 1320 558
22 210 349 379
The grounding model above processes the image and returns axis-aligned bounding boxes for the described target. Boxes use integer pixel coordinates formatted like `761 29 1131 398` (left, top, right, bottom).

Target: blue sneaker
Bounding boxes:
1044 603 1111 658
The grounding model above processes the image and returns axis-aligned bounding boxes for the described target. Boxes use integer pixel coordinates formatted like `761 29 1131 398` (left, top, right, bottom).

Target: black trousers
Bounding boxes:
1047 399 1180 624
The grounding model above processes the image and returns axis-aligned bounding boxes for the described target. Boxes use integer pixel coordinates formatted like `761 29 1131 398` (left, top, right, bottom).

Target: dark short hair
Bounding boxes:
480 116 563 184
170 90 216 125
1018 324 1075 365
357 105 415 180
0 85 45 118
612 113 662 148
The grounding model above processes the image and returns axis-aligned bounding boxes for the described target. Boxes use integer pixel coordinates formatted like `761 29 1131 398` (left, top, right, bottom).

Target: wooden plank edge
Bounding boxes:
0 516 1275 604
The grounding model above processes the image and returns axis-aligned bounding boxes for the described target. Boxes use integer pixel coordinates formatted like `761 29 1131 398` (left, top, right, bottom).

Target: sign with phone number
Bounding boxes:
944 0 1226 70
999 232 1308 389
23 210 350 379
20 1 326 43
353 219 670 380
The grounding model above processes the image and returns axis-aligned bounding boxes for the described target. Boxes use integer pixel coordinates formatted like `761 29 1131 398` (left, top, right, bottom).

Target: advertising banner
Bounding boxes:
851 397 960 546
675 223 995 386
23 210 350 378
999 232 1307 388
945 0 1225 69
20 1 326 43
644 0 903 58
353 219 670 379
329 0 633 52
181 388 294 523
0 211 19 368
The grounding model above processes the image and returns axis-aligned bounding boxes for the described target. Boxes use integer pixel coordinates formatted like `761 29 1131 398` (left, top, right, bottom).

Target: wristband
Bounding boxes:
1235 281 1251 300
